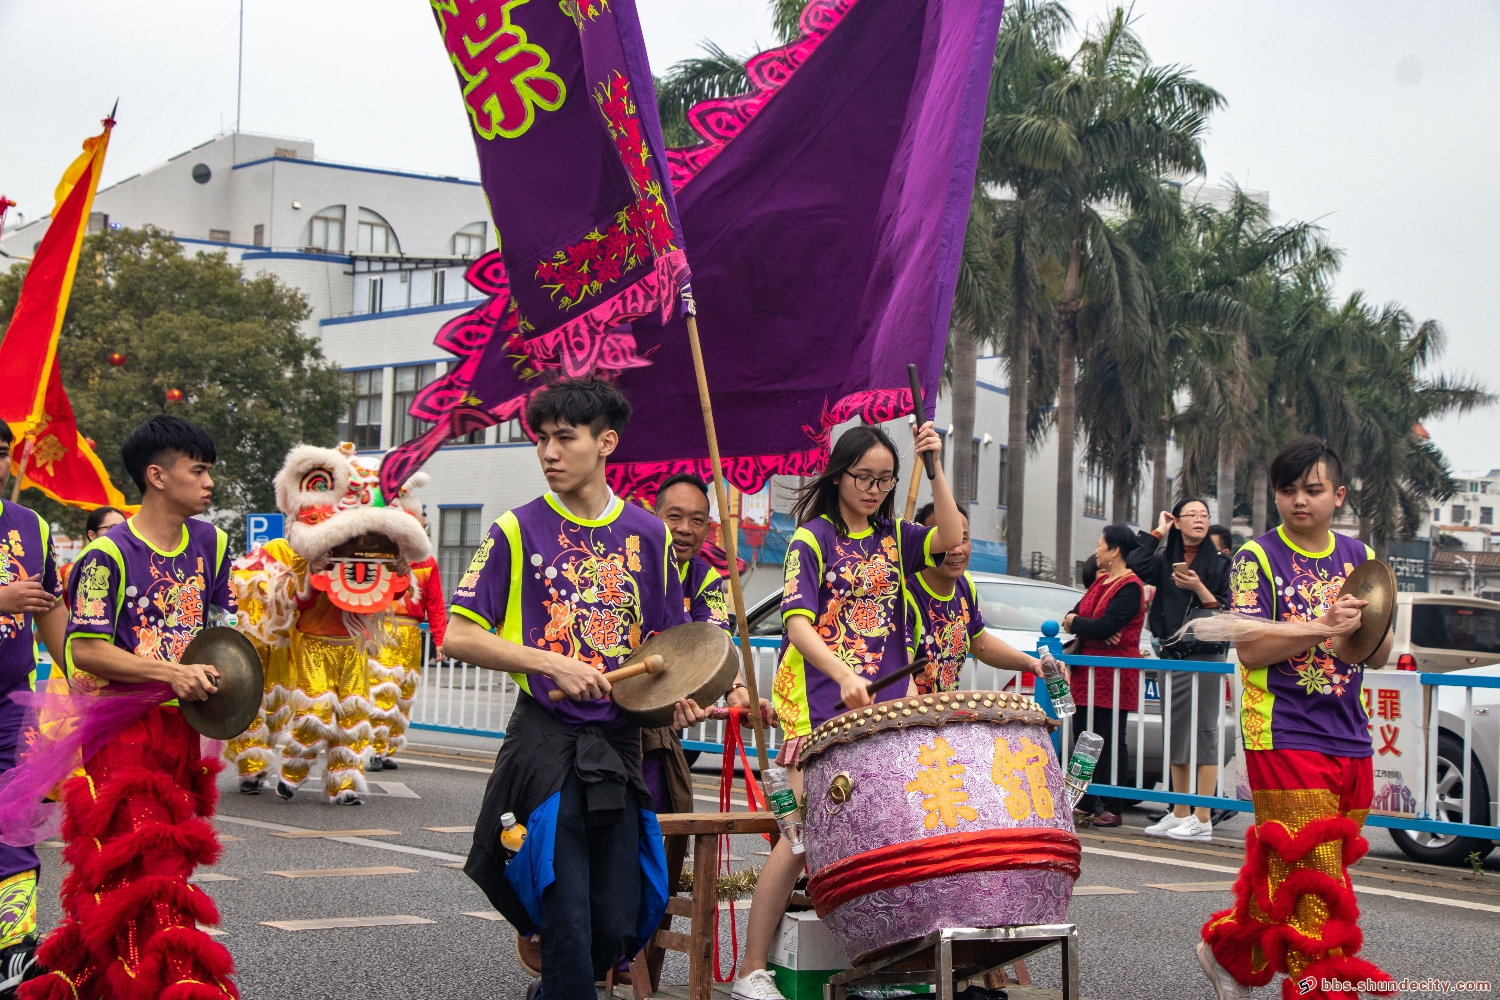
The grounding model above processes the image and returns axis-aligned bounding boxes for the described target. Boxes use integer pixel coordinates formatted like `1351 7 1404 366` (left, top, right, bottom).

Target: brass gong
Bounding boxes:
608 622 739 728
177 626 264 740
1336 558 1397 664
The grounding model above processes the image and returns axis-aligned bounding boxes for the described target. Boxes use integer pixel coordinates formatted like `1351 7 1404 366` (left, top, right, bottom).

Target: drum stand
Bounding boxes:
823 924 1080 1000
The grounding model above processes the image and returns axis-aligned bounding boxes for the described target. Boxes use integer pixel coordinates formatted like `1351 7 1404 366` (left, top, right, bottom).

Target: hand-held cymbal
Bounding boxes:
177 626 263 739
1335 558 1397 664
548 654 666 701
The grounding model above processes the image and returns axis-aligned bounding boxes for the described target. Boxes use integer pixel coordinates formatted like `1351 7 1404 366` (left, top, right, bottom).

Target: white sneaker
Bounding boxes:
1166 816 1213 842
1143 812 1192 837
1196 941 1251 999
731 969 787 1000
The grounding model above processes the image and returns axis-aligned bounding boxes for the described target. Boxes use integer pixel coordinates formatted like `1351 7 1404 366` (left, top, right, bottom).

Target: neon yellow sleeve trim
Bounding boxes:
213 526 229 577
782 608 816 623
449 605 494 632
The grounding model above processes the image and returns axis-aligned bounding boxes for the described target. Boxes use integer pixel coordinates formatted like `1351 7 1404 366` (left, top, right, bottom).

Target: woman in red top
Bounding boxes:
1061 524 1145 827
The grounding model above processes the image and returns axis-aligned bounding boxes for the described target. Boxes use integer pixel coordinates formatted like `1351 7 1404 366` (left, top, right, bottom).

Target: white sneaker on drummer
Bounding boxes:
731 969 787 1000
1143 812 1192 837
1166 816 1213 842
1196 941 1252 999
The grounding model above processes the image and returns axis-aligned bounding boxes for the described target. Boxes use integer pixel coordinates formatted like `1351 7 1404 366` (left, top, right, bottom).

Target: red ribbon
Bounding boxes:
712 707 765 983
806 827 1082 918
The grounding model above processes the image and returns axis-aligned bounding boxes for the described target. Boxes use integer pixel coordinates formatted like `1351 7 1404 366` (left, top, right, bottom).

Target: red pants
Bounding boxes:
1202 749 1392 1000
20 707 238 1000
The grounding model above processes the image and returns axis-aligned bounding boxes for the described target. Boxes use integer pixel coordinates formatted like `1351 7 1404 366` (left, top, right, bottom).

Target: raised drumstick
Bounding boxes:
548 654 666 701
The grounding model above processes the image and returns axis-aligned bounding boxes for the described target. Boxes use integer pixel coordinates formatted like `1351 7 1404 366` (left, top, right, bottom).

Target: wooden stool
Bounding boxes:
641 811 781 1000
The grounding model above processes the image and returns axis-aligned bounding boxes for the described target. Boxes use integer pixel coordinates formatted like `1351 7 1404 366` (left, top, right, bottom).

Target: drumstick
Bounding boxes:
548 654 666 701
833 657 929 711
904 364 933 520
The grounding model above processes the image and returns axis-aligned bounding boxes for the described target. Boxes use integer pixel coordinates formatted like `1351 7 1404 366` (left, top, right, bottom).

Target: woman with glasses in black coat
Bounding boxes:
1126 498 1231 842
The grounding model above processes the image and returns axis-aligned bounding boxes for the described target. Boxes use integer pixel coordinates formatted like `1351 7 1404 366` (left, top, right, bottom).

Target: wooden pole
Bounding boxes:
903 364 934 521
683 312 772 774
9 435 33 503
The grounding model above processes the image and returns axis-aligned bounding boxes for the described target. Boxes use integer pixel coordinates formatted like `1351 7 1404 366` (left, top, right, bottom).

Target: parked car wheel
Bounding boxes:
1391 732 1495 866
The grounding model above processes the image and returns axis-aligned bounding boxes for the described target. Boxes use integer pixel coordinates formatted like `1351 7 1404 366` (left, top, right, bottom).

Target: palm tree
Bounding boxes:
978 0 1072 575
1027 9 1221 581
946 192 1007 509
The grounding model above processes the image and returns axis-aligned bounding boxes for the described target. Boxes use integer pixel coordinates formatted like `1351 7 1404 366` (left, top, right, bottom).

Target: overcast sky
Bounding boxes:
2 1 1495 472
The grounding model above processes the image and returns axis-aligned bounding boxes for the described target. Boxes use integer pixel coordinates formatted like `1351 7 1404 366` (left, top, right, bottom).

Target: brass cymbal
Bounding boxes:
178 626 264 740
1337 558 1397 664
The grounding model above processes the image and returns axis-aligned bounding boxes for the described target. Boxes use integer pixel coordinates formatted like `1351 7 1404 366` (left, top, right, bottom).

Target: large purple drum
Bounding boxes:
800 691 1080 963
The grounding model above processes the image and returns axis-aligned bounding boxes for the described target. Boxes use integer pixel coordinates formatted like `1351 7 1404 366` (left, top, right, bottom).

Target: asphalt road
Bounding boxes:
28 731 1500 999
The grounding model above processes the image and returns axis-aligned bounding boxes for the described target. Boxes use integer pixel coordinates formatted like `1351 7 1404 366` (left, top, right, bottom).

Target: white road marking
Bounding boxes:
1142 882 1236 892
267 866 418 879
1071 885 1138 895
197 924 227 936
425 826 475 834
1083 845 1500 914
262 915 436 931
190 873 239 882
463 910 506 921
384 757 492 774
216 814 467 863
375 781 421 799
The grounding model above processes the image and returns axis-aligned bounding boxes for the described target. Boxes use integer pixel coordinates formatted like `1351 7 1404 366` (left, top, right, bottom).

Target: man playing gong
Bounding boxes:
1197 437 1393 1000
444 378 706 1000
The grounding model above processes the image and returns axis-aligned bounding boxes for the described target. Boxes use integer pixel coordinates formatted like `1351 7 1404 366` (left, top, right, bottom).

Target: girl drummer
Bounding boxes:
731 419 962 1000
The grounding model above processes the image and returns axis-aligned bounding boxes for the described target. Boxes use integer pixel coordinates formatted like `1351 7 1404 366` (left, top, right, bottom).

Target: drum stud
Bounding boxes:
922 696 934 706
938 694 950 703
902 709 912 717
863 708 874 717
855 718 865 726
917 705 928 714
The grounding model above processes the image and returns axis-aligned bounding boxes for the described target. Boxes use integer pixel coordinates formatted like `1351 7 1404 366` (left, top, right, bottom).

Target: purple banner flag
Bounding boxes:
380 0 688 499
383 0 1003 506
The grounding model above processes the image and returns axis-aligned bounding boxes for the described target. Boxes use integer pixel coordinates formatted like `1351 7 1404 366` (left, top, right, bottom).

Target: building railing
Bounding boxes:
406 632 1500 842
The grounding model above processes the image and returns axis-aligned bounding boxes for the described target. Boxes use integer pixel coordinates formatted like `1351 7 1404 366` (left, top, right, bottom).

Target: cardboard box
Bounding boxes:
767 911 931 998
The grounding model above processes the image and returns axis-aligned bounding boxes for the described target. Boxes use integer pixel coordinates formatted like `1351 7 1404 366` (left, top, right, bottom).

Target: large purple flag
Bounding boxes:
380 0 688 499
384 0 1003 505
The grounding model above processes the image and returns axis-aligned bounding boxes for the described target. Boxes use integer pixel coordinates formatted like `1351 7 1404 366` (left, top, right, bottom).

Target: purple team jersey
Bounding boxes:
681 556 729 632
65 518 233 693
1232 526 1376 758
905 570 985 695
450 493 686 729
772 515 938 737
0 501 62 695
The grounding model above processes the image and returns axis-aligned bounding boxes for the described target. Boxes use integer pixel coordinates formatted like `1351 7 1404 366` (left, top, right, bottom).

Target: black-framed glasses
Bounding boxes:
848 473 898 493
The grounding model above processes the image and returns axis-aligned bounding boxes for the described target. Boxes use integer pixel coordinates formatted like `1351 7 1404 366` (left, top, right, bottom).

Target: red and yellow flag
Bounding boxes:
0 114 131 511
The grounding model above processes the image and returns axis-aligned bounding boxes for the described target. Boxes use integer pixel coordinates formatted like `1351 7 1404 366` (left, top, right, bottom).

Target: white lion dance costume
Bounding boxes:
226 444 432 804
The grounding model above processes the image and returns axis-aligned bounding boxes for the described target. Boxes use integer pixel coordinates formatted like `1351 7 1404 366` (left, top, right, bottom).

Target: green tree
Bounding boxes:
977 0 1071 574
1025 8 1222 581
0 227 348 547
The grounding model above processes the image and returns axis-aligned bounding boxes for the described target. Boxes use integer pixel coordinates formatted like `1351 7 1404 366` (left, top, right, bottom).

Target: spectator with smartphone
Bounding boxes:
1127 498 1231 841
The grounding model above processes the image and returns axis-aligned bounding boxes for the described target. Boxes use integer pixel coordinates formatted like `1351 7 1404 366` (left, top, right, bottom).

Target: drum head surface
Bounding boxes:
178 627 264 739
1337 558 1397 664
611 622 738 728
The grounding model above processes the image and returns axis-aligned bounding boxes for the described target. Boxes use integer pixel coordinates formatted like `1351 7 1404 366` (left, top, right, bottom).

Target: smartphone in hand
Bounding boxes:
1172 561 1189 574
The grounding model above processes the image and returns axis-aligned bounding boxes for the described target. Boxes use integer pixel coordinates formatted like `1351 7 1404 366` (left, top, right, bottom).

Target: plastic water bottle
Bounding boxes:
1064 732 1105 808
499 811 527 859
1039 650 1075 718
761 766 805 855
207 604 238 629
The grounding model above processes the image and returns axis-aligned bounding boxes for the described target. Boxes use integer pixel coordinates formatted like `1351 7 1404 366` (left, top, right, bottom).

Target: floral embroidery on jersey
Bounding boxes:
534 522 644 665
1277 555 1359 698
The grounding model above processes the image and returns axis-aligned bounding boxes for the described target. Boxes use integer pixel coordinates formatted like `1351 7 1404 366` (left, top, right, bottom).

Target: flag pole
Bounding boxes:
9 436 33 503
683 308 771 775
903 364 934 520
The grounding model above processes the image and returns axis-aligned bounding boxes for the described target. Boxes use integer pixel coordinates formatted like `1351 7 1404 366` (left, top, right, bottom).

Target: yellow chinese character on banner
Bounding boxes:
992 735 1055 820
905 737 978 830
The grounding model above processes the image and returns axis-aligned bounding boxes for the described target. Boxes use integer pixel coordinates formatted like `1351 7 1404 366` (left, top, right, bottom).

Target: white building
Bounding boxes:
1 129 1197 597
